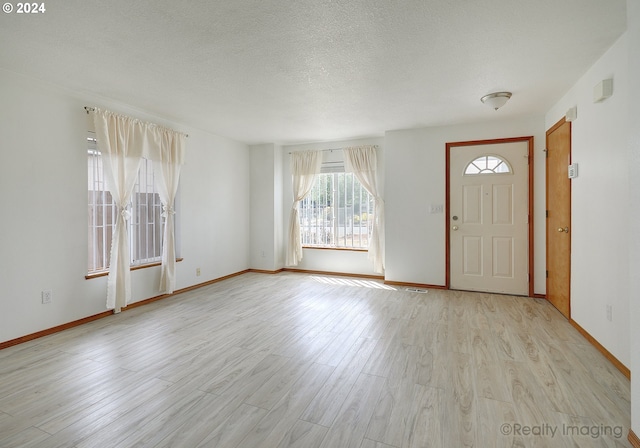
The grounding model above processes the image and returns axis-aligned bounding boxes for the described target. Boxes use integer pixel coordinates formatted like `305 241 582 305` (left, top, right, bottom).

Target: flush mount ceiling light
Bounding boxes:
480 91 512 110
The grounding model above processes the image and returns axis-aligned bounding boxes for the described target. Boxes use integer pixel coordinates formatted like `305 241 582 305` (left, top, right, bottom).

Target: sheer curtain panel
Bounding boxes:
152 129 186 294
286 151 322 266
92 109 145 312
343 146 385 273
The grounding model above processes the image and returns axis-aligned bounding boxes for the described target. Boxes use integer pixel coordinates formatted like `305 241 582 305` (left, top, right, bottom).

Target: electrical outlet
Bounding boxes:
428 204 444 214
606 304 612 322
41 290 52 304
196 268 201 277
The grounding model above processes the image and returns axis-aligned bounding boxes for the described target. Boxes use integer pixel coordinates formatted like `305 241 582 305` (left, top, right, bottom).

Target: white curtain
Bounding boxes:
92 108 187 310
152 130 186 294
286 151 322 266
93 109 145 312
343 146 385 273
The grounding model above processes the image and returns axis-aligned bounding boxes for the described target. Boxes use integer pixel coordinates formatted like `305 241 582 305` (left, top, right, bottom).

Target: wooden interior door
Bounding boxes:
546 118 571 318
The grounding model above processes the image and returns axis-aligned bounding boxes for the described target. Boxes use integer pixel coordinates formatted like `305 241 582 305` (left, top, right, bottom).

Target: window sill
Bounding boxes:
302 246 368 252
85 258 184 279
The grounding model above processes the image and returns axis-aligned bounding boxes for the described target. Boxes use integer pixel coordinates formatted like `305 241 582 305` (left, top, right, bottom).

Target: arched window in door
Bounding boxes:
464 155 512 175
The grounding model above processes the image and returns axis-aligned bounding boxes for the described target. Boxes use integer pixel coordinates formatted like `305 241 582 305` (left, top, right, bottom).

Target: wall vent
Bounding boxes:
320 162 345 173
405 288 428 293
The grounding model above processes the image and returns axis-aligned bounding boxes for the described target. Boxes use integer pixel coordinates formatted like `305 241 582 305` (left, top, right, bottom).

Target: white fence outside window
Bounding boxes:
299 172 373 249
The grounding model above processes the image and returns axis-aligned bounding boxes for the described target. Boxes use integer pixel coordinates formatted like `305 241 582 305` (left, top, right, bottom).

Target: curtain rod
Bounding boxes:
83 106 189 137
288 145 378 154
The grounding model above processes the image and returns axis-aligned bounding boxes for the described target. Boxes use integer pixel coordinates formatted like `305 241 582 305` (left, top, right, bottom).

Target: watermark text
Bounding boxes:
500 423 623 439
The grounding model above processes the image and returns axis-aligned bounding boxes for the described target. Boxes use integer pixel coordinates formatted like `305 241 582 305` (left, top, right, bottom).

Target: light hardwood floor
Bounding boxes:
0 272 631 447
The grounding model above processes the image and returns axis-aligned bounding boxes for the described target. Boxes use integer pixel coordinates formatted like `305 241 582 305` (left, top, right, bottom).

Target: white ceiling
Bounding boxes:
0 0 626 145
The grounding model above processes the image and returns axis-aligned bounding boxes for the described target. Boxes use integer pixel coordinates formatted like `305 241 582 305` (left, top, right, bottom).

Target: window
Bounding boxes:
299 168 374 249
87 132 164 274
464 155 512 175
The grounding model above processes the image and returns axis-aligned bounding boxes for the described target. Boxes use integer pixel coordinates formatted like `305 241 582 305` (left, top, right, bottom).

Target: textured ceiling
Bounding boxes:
0 0 627 144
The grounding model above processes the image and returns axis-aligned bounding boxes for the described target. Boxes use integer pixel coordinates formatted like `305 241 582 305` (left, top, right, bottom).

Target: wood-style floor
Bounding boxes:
0 272 631 447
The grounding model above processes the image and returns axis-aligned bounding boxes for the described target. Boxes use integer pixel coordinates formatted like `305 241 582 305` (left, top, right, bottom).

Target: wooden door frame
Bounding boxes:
445 136 535 297
545 117 571 317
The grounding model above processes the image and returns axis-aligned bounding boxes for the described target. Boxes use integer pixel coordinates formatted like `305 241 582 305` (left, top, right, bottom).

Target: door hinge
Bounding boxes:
546 210 549 218
527 274 530 283
546 270 549 278
544 148 549 157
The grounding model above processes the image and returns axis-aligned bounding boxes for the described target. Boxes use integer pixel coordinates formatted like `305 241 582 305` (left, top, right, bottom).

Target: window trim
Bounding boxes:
87 130 181 275
85 258 184 280
300 245 368 252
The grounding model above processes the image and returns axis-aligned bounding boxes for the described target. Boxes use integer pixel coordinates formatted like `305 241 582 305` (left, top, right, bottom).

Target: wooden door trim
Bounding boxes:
545 117 572 318
445 136 535 297
546 116 567 135
628 430 640 448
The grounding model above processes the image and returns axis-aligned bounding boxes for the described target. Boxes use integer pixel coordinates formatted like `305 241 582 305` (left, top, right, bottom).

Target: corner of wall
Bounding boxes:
627 0 640 436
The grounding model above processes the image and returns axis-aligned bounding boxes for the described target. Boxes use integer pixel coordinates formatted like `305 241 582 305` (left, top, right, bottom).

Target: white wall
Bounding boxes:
544 34 630 368
0 68 250 344
250 143 283 271
274 144 284 268
627 0 640 436
282 137 384 276
384 117 546 291
178 121 250 286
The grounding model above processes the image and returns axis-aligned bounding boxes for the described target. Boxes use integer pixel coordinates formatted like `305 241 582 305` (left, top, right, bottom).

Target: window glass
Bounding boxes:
300 172 373 249
464 155 512 175
87 132 165 273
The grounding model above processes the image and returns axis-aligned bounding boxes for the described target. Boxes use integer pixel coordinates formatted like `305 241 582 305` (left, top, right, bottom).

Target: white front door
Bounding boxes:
449 141 529 295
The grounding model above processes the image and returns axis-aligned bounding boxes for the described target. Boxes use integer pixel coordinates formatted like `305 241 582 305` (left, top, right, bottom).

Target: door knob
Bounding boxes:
452 225 459 231
557 227 569 233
